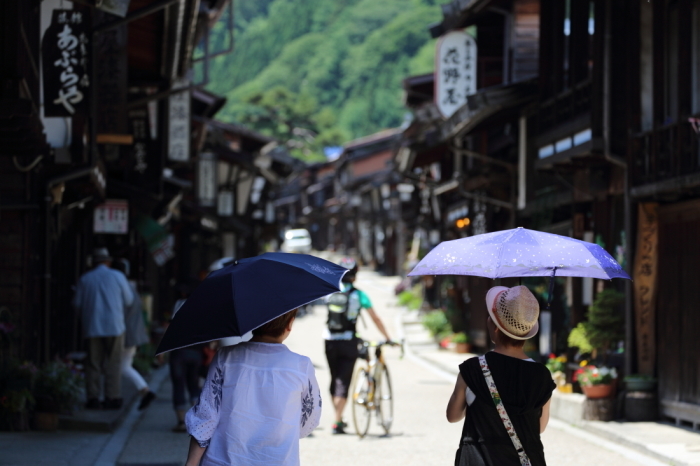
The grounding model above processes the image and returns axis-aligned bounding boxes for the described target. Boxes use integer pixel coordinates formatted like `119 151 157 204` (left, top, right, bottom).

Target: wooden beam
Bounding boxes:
96 134 134 145
92 0 179 34
452 147 516 170
456 188 514 210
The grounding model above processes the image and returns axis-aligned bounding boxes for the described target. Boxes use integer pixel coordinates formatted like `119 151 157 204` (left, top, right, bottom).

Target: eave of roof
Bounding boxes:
199 117 275 145
430 0 496 38
439 78 537 140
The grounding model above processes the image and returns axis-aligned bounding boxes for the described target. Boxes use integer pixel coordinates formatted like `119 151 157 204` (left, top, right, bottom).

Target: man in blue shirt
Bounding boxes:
73 248 134 409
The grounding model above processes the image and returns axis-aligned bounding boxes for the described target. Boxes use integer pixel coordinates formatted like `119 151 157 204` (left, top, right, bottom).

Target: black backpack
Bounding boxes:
326 286 358 333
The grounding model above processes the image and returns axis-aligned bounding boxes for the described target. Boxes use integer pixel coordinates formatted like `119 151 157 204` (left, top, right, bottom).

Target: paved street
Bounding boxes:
286 270 666 466
0 269 673 466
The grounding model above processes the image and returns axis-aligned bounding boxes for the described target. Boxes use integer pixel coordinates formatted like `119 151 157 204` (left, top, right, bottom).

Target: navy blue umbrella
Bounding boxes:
156 252 347 354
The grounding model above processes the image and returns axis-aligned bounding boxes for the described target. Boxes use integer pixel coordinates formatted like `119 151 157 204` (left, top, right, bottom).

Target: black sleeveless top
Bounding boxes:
458 352 555 466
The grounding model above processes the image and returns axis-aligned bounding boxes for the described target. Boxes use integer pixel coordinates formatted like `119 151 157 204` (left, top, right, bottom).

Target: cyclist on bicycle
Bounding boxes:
324 257 392 434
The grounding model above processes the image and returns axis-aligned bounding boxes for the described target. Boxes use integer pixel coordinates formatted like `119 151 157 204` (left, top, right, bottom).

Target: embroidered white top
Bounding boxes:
185 342 321 466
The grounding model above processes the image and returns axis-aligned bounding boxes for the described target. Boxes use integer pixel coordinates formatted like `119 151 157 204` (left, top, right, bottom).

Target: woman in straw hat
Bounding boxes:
447 286 555 466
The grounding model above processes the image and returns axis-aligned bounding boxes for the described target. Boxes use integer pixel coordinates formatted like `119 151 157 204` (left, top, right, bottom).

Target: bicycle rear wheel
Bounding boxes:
376 364 394 434
351 367 372 438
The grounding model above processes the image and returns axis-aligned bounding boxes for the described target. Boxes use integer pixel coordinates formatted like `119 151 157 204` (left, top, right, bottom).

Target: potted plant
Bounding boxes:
0 360 37 431
623 374 657 392
622 374 658 421
574 363 618 399
0 389 35 431
545 354 570 392
32 360 84 431
451 332 471 353
585 289 625 361
421 310 452 346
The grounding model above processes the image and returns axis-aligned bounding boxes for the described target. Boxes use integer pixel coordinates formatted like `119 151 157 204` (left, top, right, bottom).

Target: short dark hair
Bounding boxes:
252 309 298 337
495 330 526 348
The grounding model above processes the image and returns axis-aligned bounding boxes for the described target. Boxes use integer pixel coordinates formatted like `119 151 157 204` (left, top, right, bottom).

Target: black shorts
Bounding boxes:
325 339 359 398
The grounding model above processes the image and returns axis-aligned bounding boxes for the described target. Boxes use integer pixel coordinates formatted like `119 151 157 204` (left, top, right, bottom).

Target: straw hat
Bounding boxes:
485 285 539 340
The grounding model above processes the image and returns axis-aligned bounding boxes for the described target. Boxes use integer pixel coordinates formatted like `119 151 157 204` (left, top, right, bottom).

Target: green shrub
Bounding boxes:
567 322 593 355
451 332 469 344
398 285 423 310
586 289 625 354
422 310 451 337
568 289 624 359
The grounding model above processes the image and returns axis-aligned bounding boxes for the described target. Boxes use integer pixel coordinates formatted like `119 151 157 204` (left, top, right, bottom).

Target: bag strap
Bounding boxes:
478 355 532 466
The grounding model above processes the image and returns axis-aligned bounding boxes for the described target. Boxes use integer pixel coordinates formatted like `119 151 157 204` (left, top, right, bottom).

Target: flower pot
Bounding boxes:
624 391 658 421
33 411 59 431
454 342 471 354
624 378 657 392
581 383 615 399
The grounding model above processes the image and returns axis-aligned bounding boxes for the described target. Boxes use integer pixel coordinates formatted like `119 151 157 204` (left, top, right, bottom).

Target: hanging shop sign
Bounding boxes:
136 215 175 266
42 9 90 117
197 152 217 207
217 190 234 217
94 199 128 234
435 30 477 119
168 80 191 161
124 98 161 192
633 203 658 376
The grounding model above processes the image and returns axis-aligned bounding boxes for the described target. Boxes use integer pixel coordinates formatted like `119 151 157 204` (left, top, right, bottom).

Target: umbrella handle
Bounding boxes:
545 267 557 311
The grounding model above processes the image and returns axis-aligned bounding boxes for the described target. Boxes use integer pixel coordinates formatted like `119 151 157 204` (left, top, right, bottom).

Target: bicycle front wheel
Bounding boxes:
351 367 372 438
376 364 394 434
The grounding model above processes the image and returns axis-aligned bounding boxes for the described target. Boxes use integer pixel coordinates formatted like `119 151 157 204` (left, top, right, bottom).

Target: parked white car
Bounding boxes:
281 228 312 254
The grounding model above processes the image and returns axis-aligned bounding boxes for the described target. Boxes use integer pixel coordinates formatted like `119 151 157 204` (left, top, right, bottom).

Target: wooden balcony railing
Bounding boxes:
538 80 592 134
630 119 700 187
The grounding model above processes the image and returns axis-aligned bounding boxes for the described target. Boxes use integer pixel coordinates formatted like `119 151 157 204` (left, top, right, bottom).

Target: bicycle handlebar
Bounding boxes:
362 339 405 358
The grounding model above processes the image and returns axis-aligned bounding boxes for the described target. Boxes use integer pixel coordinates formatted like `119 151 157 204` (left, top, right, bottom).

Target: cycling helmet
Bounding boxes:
339 257 358 282
338 257 357 270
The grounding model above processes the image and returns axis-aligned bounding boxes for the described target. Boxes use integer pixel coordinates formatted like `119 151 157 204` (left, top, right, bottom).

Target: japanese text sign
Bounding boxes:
42 9 90 117
94 199 129 234
435 30 477 119
168 80 191 161
198 152 217 207
633 203 658 376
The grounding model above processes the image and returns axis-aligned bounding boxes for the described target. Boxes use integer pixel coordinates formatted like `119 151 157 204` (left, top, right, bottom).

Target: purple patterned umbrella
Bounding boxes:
408 227 630 280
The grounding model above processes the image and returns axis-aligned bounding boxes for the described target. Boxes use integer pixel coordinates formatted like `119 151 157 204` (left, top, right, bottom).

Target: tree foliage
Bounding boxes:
240 87 344 162
206 0 441 155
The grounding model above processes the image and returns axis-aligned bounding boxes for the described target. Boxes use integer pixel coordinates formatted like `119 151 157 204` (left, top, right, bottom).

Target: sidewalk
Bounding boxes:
400 307 700 466
0 367 170 466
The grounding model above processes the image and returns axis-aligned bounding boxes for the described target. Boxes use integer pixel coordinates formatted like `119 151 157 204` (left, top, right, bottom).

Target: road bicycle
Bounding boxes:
350 339 404 438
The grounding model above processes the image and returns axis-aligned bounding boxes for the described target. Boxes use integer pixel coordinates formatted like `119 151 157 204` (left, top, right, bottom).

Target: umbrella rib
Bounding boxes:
494 228 518 277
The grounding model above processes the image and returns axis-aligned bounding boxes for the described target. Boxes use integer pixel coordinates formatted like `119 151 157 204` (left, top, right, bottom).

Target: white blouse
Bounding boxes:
186 342 321 466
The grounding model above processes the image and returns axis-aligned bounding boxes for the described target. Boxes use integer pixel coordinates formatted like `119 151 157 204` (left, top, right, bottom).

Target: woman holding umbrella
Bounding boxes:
410 227 631 466
156 253 348 466
184 308 320 466
446 286 555 465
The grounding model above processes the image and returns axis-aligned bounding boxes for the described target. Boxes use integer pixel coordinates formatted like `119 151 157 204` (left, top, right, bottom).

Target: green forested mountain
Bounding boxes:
204 0 440 160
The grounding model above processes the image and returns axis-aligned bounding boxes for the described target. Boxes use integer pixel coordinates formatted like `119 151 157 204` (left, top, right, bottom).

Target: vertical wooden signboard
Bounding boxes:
633 203 658 376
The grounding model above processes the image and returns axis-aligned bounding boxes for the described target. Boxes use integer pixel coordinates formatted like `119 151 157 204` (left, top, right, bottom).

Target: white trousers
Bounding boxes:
122 346 148 392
